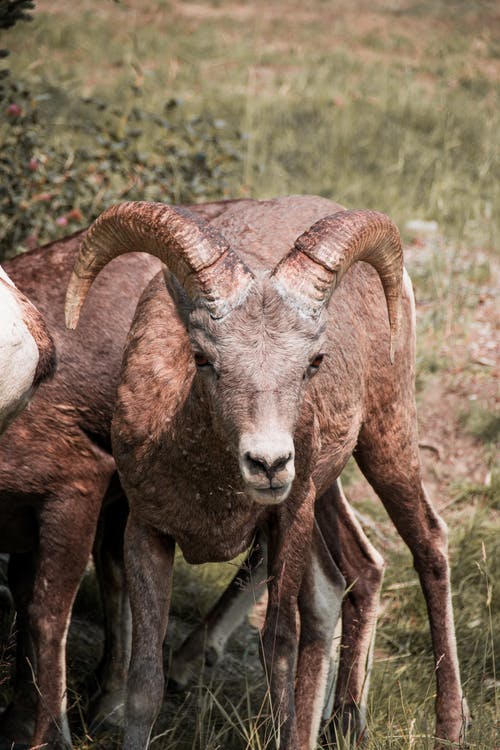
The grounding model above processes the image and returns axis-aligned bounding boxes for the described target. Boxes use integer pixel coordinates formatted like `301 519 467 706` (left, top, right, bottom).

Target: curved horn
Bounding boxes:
65 202 254 329
271 210 403 362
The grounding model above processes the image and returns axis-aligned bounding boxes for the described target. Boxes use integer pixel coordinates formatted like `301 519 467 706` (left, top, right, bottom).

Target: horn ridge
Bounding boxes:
272 209 403 363
65 201 254 329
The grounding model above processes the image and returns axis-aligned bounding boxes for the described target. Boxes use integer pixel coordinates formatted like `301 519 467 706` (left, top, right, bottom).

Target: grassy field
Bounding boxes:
3 0 500 252
1 1 499 748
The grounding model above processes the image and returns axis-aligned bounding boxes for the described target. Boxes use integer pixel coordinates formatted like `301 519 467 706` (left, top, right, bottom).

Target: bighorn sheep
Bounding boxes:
66 195 468 750
0 266 55 433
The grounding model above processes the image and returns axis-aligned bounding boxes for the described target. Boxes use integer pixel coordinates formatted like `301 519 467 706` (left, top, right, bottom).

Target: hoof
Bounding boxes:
166 675 184 693
320 704 367 748
0 704 71 750
434 696 471 749
204 645 220 668
168 642 222 688
89 694 125 733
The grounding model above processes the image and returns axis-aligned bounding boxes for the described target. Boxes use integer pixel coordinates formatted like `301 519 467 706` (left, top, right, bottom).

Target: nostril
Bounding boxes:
244 452 268 475
270 452 293 473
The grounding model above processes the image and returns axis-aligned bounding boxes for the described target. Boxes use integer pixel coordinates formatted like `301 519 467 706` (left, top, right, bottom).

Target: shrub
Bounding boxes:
0 80 245 260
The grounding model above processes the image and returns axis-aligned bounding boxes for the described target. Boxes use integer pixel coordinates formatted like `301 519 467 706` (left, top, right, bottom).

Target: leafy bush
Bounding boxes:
0 78 246 260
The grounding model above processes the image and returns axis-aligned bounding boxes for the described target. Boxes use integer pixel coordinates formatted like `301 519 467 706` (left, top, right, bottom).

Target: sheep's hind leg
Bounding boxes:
0 553 37 746
315 480 385 747
90 493 131 732
0 554 13 640
355 421 468 748
169 529 267 688
295 520 345 750
169 478 381 749
29 485 105 750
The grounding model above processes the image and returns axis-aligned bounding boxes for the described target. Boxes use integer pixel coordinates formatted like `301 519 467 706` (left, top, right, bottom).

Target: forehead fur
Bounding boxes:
189 274 326 363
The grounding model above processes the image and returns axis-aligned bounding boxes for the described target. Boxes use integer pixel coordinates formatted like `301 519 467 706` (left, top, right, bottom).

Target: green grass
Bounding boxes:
459 405 500 445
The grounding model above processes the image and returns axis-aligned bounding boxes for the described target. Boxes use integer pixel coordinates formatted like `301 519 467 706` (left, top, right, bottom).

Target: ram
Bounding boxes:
0 266 56 648
67 194 468 750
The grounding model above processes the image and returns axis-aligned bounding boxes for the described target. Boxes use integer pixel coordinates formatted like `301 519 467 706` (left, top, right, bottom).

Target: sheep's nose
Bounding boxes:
238 433 295 504
243 451 293 481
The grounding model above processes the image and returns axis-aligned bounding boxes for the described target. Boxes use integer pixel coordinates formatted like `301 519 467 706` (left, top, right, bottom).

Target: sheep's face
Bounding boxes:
187 276 327 506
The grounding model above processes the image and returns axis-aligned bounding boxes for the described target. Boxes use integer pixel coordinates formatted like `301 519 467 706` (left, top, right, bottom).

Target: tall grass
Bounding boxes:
237 70 499 250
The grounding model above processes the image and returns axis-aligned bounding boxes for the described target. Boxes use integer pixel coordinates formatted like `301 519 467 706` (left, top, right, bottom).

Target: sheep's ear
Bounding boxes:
163 268 193 327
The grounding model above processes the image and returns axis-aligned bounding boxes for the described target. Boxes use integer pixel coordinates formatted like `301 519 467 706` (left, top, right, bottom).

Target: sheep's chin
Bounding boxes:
246 484 292 506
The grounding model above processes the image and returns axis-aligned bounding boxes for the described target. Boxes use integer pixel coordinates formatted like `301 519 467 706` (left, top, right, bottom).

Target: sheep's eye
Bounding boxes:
194 353 210 368
304 353 325 380
310 354 324 370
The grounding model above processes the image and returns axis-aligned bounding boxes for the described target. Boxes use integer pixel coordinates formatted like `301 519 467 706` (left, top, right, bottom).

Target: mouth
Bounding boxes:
247 483 292 506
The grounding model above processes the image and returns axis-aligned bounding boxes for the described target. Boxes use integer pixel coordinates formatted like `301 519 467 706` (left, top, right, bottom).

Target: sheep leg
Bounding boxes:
91 494 131 731
0 554 13 641
29 489 104 750
169 529 267 687
315 480 385 745
295 520 345 750
355 425 468 747
0 553 37 744
261 482 316 750
123 515 175 750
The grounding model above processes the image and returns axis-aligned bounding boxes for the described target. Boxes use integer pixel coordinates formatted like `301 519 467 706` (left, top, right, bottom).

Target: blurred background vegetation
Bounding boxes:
0 1 498 748
1 0 499 258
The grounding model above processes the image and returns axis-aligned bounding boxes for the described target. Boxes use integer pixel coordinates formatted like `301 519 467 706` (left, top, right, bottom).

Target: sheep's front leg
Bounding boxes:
123 515 175 750
262 483 315 750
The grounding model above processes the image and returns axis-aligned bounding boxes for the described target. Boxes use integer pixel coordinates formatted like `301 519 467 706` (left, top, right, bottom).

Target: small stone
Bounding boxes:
405 219 439 235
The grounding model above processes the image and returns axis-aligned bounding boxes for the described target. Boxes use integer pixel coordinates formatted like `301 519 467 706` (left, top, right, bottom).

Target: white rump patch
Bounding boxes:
0 270 39 432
